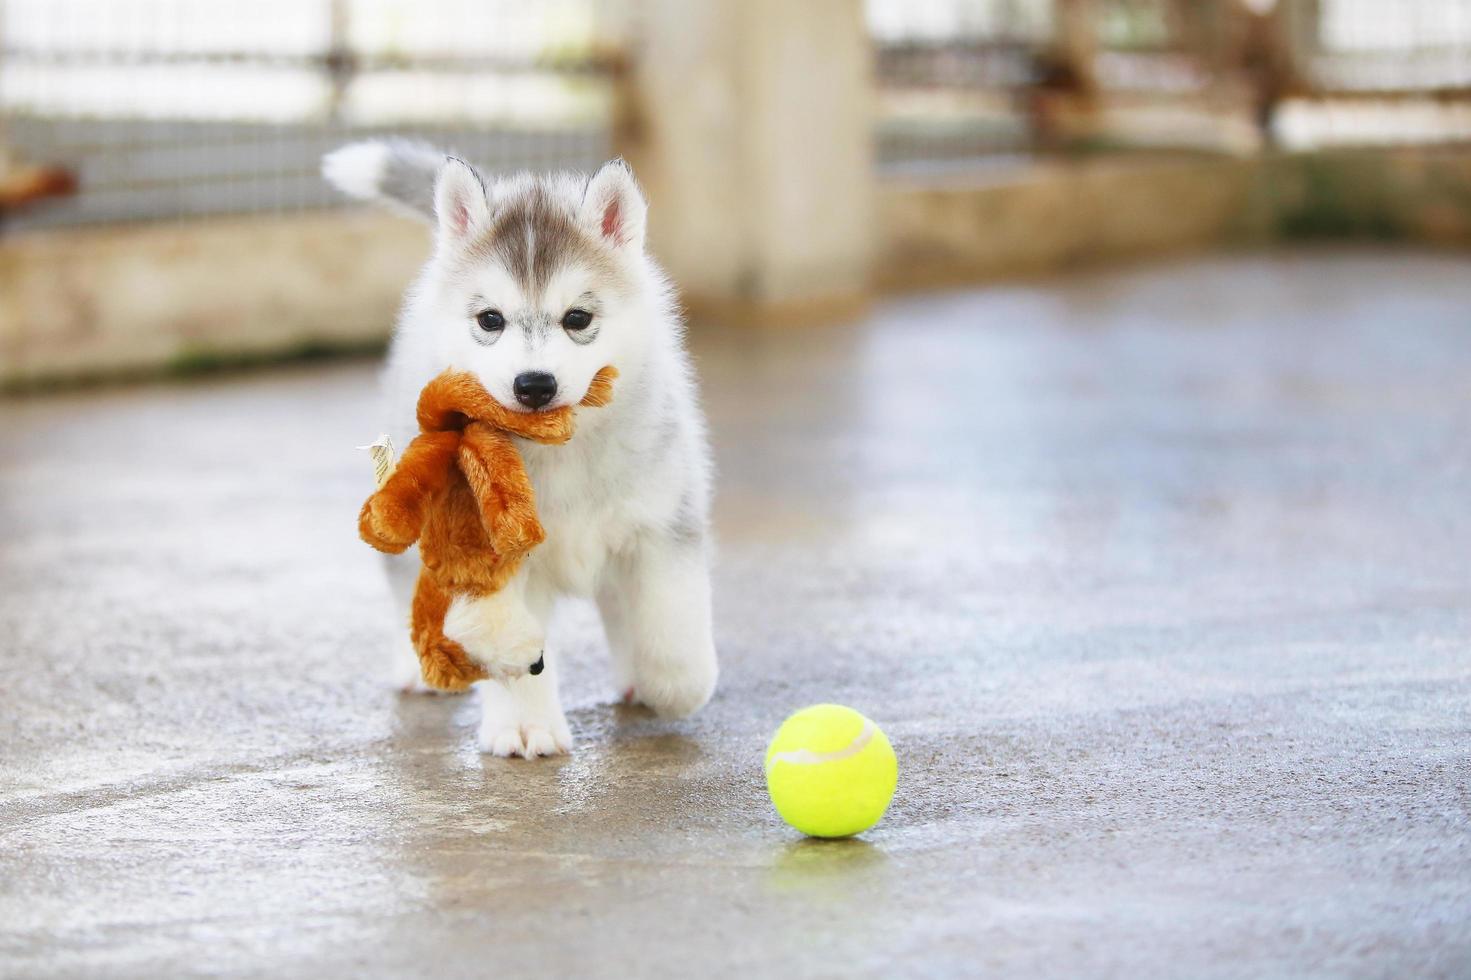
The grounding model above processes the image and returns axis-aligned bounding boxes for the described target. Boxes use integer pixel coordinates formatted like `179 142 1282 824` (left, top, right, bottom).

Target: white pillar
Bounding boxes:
618 0 874 323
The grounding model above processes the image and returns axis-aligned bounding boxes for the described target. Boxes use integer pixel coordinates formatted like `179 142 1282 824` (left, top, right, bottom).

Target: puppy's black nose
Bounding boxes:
513 371 558 409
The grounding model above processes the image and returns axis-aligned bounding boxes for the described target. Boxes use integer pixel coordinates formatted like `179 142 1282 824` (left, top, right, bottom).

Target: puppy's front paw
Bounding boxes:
637 644 718 719
391 644 436 695
479 722 573 759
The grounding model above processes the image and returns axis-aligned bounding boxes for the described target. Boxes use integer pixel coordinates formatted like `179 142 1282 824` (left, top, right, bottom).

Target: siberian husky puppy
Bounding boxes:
324 140 716 757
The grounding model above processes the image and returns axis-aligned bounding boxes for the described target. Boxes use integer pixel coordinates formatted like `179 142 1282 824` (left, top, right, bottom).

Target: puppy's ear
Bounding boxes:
581 159 647 252
434 157 491 246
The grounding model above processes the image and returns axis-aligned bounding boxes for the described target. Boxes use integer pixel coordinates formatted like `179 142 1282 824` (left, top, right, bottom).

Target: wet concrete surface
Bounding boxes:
2 249 1469 978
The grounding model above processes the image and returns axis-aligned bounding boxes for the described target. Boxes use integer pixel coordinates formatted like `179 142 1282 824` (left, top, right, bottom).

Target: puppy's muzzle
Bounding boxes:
513 372 558 410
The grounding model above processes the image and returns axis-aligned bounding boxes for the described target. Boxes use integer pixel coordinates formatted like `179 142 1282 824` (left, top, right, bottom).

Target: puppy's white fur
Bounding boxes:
321 142 387 200
325 142 718 757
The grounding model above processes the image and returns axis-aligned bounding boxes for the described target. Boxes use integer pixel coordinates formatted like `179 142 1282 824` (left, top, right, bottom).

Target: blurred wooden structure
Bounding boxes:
0 162 75 212
3 0 1471 388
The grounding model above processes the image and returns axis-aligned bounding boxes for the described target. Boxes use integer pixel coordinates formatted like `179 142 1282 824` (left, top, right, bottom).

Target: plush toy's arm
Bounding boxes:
358 430 460 554
415 366 619 445
417 371 575 444
457 423 546 559
580 365 618 407
490 364 616 438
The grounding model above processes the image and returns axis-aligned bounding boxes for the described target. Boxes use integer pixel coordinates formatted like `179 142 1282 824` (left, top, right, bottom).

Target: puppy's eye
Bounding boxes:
562 308 593 331
475 309 505 332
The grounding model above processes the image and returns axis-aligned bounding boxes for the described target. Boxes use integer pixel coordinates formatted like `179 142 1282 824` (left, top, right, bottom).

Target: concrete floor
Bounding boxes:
2 249 1469 978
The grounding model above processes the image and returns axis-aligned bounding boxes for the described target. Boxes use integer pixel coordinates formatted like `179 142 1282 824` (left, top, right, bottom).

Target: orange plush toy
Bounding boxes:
359 366 616 691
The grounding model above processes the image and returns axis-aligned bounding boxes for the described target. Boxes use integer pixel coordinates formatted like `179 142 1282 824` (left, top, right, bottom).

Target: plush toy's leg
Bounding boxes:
595 531 718 718
383 550 441 694
457 424 545 560
474 573 573 758
440 573 545 678
410 574 490 692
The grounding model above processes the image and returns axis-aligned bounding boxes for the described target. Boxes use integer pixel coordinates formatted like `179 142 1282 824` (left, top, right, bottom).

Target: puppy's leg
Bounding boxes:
474 573 573 758
598 574 638 704
477 652 573 759
383 550 436 693
597 533 718 718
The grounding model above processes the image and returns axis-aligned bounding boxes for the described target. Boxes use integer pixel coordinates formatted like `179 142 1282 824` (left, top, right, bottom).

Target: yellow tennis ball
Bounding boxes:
765 704 898 838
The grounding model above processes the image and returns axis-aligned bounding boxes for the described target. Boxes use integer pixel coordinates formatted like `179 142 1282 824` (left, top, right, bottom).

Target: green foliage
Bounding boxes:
1274 154 1407 241
2 337 386 394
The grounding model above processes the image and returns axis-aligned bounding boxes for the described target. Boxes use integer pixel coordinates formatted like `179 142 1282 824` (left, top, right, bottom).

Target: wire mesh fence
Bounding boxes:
868 0 1054 173
868 0 1471 176
0 0 634 230
1279 0 1471 147
3 0 1469 223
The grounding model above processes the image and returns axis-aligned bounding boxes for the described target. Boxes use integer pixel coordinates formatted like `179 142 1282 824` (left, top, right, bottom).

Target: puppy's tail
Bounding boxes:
321 139 447 221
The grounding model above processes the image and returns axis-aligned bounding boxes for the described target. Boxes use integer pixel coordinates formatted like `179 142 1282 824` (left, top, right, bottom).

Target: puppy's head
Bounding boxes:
422 158 649 414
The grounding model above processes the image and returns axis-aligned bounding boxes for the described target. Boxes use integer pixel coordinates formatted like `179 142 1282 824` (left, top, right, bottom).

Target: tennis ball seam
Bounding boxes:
765 719 876 771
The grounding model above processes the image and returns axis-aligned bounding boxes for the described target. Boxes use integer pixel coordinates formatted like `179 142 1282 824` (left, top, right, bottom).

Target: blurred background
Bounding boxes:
1 0 1469 387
